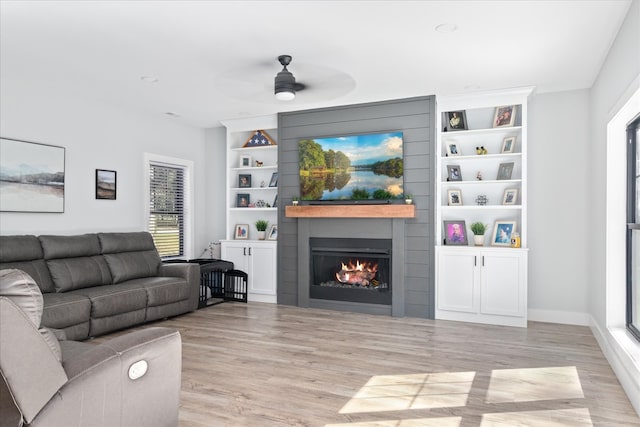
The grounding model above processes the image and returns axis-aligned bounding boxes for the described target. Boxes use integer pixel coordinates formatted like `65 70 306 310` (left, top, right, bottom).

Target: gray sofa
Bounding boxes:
0 231 200 340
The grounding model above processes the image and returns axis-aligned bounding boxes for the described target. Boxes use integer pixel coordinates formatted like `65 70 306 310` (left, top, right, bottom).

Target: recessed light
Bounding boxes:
140 76 159 83
435 23 458 33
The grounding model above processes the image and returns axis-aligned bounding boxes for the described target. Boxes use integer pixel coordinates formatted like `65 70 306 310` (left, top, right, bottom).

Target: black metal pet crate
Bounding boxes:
165 259 247 308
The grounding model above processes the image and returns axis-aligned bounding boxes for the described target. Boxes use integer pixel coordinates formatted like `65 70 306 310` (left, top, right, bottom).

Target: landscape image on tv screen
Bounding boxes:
298 132 404 201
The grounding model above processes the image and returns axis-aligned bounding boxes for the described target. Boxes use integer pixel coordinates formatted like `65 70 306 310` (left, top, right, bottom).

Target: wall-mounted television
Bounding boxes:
298 131 404 203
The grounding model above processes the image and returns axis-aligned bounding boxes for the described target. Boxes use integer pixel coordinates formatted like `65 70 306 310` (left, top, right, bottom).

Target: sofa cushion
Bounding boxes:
0 235 55 293
39 234 101 260
98 232 161 283
42 292 91 332
123 276 191 307
69 284 147 319
47 256 112 292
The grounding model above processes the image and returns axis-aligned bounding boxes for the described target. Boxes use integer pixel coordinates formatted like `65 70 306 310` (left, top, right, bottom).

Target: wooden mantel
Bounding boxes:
285 204 416 218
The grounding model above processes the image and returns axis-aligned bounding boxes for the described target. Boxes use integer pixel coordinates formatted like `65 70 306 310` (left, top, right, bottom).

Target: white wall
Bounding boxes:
0 81 212 257
527 89 592 325
204 126 228 257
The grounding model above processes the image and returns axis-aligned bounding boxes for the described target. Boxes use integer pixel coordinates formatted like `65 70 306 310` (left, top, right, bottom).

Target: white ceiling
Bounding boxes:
0 1 632 128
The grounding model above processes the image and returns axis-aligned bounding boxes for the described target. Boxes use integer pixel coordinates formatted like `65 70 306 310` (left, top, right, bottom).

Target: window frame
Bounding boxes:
143 153 194 260
627 117 640 341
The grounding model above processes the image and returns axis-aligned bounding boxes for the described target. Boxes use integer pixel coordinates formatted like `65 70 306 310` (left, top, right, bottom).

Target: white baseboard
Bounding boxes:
527 308 591 326
589 316 640 417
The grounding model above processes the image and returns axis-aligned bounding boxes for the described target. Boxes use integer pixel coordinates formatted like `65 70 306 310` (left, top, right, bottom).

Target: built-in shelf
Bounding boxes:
285 204 416 218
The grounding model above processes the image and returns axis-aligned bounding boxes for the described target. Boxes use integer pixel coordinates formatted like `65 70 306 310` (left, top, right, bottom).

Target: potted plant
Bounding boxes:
292 196 299 206
470 222 486 246
404 194 413 205
255 219 269 240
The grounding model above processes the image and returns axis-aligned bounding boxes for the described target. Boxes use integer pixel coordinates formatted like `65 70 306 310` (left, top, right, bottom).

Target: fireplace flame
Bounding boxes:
335 259 378 287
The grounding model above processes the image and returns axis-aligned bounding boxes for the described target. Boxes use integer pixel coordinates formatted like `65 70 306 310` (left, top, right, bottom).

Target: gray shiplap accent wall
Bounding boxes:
276 96 436 318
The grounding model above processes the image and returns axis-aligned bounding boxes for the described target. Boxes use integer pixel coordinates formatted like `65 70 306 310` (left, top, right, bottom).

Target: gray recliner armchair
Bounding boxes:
0 269 182 427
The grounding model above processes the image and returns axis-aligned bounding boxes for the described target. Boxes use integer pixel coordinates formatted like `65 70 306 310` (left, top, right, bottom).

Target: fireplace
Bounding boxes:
309 238 392 305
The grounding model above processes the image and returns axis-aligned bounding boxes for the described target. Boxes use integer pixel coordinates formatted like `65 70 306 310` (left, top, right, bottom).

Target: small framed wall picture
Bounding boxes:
268 172 278 187
446 142 461 156
234 224 249 240
444 110 467 131
267 224 278 240
238 174 252 188
236 193 250 208
447 164 462 181
273 194 278 208
491 221 516 246
447 189 462 206
493 105 517 128
443 220 468 245
496 162 514 180
502 188 519 205
501 136 516 153
95 169 117 200
239 155 252 168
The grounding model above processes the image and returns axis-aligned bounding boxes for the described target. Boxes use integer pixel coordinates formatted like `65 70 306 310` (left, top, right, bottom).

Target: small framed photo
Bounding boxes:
267 225 278 240
502 188 519 205
493 105 517 128
239 155 252 168
491 221 516 246
444 220 468 245
95 169 116 200
447 165 462 181
501 136 516 153
445 110 467 131
269 172 278 187
234 224 249 240
236 193 250 208
238 174 252 188
447 189 463 206
446 142 461 156
273 194 278 208
497 162 514 180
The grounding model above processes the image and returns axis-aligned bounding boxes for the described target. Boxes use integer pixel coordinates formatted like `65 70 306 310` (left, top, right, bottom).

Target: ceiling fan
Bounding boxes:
274 55 306 101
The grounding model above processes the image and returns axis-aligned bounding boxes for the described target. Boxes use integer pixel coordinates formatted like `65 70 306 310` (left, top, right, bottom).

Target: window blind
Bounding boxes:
148 163 184 258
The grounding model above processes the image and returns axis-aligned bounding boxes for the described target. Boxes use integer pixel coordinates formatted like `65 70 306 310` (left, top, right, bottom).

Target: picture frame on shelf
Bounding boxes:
501 136 516 153
267 225 278 240
234 224 249 240
447 165 462 181
444 110 467 131
95 169 116 200
447 189 463 206
493 105 517 128
496 162 514 180
236 193 250 208
491 221 516 246
502 188 519 205
268 172 278 187
443 220 468 245
238 174 252 188
239 155 252 168
273 194 277 208
446 142 461 156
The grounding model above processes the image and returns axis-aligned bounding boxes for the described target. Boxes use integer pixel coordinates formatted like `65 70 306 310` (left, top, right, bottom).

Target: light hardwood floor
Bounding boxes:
120 302 639 426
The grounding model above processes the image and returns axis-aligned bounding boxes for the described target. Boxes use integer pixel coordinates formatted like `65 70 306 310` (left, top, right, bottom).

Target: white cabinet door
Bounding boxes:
221 242 249 272
249 243 277 296
480 251 526 318
437 250 477 313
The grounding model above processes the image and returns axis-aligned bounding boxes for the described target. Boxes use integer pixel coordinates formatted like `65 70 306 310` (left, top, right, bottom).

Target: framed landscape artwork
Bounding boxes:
491 221 516 246
95 169 117 200
0 138 65 212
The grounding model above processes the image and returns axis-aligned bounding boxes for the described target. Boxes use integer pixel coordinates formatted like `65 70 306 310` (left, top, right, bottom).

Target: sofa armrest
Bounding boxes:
159 262 200 311
38 327 182 427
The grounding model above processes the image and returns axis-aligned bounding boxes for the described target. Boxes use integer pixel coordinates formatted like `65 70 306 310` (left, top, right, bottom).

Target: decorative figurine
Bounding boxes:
476 171 483 181
475 195 488 206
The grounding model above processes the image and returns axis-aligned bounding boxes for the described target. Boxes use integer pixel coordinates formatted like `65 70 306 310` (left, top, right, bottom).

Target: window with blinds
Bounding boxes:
148 163 184 258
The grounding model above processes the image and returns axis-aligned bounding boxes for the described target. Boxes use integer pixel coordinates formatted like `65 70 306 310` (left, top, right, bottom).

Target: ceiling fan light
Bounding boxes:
275 68 296 101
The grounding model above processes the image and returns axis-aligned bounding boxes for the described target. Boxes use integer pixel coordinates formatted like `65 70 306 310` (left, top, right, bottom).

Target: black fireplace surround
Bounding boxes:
309 237 392 305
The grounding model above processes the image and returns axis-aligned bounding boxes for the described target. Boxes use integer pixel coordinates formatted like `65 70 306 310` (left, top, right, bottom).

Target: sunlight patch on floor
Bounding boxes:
325 417 462 427
486 366 584 403
339 372 475 414
480 408 593 426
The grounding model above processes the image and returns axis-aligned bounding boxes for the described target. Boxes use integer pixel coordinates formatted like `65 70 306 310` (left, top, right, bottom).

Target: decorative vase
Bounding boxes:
258 231 266 240
292 200 299 206
473 234 484 246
